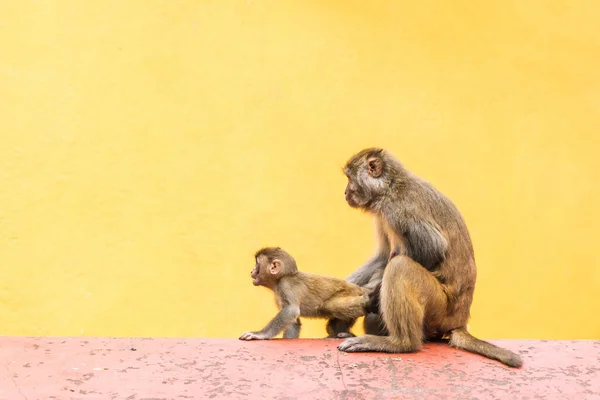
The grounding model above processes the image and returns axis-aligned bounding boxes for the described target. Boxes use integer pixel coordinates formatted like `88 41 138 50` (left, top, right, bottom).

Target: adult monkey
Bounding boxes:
330 147 522 368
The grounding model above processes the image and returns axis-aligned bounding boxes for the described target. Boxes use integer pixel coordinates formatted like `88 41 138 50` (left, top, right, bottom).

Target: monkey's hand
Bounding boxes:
239 331 269 341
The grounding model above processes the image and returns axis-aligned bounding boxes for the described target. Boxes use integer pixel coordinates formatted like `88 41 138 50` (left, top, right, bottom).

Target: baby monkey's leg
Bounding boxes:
323 295 368 339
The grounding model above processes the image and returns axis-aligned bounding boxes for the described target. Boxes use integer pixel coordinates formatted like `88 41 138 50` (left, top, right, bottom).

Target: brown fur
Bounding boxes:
332 148 523 368
240 247 379 340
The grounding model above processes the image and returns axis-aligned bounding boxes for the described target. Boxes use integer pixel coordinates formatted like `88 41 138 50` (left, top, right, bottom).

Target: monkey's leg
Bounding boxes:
325 318 355 339
328 249 389 338
323 296 368 339
325 296 367 320
363 312 388 336
363 279 384 335
283 318 301 339
338 255 446 353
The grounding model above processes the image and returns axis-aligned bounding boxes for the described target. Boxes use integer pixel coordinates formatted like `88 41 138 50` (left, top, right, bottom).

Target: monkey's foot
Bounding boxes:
338 335 408 353
239 332 268 341
324 332 355 339
338 336 376 352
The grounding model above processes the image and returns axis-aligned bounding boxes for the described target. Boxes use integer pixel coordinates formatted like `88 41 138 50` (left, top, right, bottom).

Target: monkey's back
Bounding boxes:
283 272 367 318
404 175 478 320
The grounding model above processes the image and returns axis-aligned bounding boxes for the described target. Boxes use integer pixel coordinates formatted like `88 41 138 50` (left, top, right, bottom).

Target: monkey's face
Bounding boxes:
250 262 262 286
343 152 387 209
344 177 366 208
251 256 281 287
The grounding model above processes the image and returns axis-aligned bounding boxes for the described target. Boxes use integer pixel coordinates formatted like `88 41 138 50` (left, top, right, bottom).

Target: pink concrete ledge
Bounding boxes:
0 337 598 399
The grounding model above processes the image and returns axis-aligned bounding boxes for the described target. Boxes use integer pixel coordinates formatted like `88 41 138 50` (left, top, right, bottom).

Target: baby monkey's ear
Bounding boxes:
269 259 281 275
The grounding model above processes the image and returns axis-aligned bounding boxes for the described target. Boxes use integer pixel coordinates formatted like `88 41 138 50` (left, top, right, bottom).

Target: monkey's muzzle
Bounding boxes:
345 195 359 208
251 270 261 286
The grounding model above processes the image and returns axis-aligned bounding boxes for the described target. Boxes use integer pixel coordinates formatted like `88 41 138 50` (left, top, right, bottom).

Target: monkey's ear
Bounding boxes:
269 260 281 275
367 157 383 178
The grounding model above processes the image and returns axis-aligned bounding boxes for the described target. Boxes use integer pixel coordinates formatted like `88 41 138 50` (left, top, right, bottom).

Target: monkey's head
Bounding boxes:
343 148 396 210
251 247 298 288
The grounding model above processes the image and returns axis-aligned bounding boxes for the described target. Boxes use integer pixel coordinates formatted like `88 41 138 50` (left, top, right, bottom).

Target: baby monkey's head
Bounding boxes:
251 247 298 288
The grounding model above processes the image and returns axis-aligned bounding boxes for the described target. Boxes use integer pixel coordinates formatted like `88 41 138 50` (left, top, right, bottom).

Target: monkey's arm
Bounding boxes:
240 282 301 341
363 269 384 292
362 269 383 314
283 318 301 339
239 304 301 340
346 219 391 285
398 217 448 271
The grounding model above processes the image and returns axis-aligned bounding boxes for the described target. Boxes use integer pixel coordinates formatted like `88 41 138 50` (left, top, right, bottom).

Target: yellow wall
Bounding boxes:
1 0 598 340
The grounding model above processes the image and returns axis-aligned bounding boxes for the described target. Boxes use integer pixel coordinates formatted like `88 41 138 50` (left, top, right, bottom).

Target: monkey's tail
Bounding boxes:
449 327 523 368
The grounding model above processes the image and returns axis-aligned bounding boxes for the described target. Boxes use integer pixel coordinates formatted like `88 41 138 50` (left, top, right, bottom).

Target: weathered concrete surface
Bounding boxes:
0 337 598 400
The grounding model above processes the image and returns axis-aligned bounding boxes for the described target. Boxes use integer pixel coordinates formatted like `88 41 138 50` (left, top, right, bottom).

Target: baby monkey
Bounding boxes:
240 247 380 340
